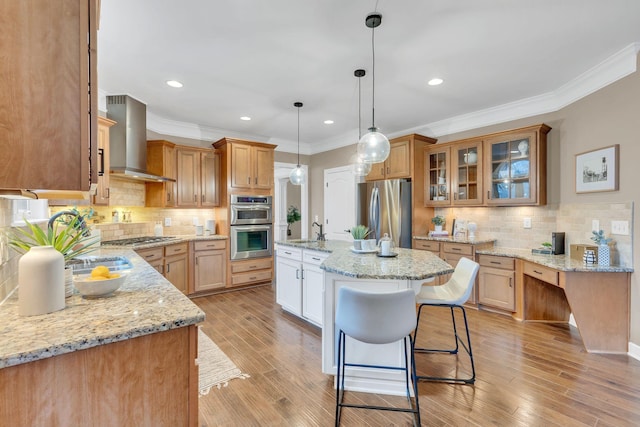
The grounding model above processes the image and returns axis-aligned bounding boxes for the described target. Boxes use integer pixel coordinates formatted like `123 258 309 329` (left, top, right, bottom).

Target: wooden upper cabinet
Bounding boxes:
146 140 177 208
424 124 550 207
0 0 98 192
365 139 412 181
175 146 220 208
484 124 550 206
213 138 277 194
92 117 116 206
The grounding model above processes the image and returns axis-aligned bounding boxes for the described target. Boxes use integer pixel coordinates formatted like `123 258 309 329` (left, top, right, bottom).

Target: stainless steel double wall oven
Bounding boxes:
229 195 273 260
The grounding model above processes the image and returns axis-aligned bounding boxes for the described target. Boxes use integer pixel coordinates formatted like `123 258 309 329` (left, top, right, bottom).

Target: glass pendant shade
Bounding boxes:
357 127 390 163
289 165 305 185
350 153 372 176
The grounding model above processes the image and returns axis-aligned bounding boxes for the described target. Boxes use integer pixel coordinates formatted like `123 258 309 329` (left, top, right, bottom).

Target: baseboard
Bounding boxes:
628 341 640 361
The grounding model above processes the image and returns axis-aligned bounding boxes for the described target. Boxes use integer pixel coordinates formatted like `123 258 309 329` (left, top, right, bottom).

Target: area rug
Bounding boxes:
198 328 250 396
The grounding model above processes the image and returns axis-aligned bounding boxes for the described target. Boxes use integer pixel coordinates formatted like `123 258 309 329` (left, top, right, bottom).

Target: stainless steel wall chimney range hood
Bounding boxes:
106 95 175 183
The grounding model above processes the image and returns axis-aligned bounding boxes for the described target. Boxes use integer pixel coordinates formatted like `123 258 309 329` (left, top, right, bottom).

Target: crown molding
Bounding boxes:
99 42 639 153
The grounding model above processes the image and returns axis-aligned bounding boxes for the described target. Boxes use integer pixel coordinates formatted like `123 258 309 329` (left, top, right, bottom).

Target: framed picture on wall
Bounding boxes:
575 144 619 193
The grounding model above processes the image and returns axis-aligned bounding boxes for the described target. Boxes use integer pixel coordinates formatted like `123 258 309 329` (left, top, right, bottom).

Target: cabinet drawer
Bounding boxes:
413 240 440 252
478 254 514 270
194 240 226 251
231 269 272 287
164 243 188 256
276 246 302 261
523 262 558 286
442 243 473 256
231 258 272 274
136 247 163 263
303 250 328 265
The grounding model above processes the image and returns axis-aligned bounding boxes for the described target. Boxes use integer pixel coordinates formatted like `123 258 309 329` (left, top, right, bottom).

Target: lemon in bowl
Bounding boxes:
74 265 128 297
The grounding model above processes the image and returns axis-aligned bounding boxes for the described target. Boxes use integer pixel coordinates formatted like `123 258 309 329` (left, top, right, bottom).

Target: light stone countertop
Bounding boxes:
101 234 227 250
475 247 633 273
413 235 497 245
276 240 454 280
0 248 205 369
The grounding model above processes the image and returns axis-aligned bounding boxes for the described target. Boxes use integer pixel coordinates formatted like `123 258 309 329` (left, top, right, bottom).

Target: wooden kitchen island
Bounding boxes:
0 249 204 426
319 244 454 396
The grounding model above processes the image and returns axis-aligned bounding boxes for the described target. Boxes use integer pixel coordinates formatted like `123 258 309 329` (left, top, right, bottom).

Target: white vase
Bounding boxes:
598 244 610 267
353 239 363 250
434 225 443 233
18 246 65 316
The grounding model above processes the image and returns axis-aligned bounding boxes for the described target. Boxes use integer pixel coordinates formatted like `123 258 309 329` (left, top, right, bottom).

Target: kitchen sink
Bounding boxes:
66 256 133 275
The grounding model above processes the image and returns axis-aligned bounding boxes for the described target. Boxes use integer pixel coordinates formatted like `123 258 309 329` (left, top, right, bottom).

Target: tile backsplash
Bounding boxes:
434 201 634 267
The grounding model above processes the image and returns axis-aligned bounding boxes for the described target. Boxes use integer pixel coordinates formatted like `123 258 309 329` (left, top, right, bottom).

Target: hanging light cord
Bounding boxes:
297 106 300 167
371 23 376 129
358 76 362 139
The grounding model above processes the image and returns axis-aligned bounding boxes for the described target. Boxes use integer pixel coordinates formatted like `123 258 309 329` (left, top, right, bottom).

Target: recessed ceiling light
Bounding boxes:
166 80 183 88
324 120 334 125
240 116 251 121
428 78 443 86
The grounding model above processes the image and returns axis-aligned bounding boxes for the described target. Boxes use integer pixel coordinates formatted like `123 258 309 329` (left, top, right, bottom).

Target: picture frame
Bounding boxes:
575 144 619 193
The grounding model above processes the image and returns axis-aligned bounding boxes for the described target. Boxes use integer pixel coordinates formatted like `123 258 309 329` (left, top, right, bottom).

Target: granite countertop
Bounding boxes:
276 240 454 280
101 234 227 250
476 247 634 273
413 235 497 245
0 248 205 369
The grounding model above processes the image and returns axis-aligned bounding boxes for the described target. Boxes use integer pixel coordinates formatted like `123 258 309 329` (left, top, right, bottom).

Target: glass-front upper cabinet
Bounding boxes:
484 124 550 206
424 146 450 205
451 140 483 205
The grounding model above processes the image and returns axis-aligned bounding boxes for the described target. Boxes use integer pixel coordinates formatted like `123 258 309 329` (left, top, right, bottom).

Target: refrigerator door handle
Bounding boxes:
370 186 380 240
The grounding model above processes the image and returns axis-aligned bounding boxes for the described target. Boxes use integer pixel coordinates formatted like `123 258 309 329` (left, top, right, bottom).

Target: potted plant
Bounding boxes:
591 229 613 266
286 205 301 237
350 225 371 250
431 215 445 232
7 212 101 304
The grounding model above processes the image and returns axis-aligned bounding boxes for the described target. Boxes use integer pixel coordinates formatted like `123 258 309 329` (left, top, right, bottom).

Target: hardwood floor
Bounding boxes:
194 285 640 426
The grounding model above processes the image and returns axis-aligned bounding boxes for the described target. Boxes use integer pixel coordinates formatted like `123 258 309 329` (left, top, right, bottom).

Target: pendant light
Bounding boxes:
289 102 305 185
357 12 390 164
350 69 372 176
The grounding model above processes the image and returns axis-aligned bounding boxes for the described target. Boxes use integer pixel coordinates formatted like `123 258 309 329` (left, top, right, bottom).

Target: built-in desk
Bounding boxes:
477 248 633 354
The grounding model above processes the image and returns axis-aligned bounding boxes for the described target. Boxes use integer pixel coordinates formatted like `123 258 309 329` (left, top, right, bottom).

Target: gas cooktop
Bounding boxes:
101 236 178 246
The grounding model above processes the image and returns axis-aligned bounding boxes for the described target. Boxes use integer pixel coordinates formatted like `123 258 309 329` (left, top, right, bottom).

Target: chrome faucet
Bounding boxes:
48 210 91 237
312 221 326 241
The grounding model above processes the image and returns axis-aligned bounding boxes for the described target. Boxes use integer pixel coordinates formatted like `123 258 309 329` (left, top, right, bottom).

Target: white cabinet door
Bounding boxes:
276 257 302 315
302 263 324 327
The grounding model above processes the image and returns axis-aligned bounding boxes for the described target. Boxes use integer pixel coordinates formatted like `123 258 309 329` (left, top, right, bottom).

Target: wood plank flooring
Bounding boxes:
194 285 640 426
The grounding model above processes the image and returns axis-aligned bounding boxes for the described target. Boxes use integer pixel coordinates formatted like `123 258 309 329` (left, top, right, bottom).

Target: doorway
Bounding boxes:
274 162 309 242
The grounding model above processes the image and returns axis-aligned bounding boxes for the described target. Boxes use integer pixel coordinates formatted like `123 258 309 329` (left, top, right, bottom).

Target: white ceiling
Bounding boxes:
98 0 640 155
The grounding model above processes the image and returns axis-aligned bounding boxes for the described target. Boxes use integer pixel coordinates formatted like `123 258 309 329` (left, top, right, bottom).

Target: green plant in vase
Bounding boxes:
7 214 99 261
590 229 613 266
350 225 371 250
286 205 301 237
431 215 445 232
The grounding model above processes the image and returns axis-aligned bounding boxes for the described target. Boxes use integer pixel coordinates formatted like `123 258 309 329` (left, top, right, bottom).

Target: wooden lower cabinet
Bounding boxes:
0 326 199 426
136 243 188 294
191 240 227 294
477 254 515 312
229 257 273 288
412 238 494 304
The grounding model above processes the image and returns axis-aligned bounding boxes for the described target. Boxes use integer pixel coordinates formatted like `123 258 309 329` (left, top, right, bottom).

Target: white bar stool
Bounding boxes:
335 287 421 426
413 256 480 384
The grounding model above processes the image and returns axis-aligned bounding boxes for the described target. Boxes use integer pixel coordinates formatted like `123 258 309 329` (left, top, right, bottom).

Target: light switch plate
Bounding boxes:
611 220 629 235
523 217 532 229
164 217 172 227
592 219 600 232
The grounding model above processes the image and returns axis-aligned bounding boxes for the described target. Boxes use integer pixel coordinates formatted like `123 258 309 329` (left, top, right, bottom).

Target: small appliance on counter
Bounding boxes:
551 232 565 255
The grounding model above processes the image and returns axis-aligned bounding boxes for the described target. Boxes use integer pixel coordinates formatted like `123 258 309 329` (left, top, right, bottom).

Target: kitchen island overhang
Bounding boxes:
279 242 454 396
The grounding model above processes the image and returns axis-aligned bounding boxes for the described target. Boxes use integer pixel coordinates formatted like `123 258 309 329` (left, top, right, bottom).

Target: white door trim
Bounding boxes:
275 162 309 240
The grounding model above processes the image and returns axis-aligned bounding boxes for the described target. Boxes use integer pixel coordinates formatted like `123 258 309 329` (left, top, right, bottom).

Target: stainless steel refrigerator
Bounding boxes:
356 179 412 248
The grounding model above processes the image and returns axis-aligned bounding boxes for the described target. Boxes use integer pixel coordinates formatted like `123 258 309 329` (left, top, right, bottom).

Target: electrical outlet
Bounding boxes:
523 217 532 229
164 217 171 227
592 219 600 232
611 220 629 235
193 217 200 226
